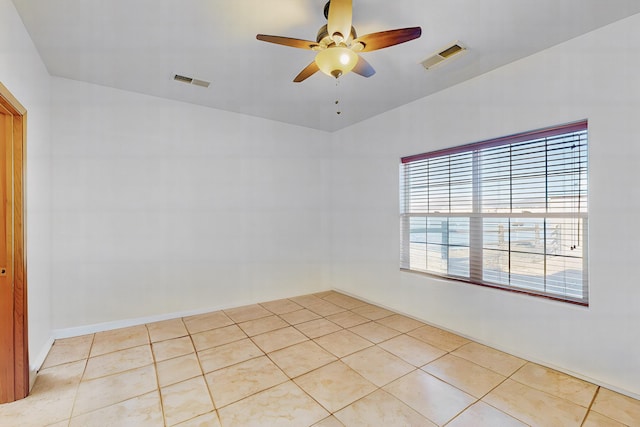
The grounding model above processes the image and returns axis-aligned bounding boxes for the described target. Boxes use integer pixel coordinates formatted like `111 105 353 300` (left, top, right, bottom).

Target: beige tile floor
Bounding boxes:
2 291 639 426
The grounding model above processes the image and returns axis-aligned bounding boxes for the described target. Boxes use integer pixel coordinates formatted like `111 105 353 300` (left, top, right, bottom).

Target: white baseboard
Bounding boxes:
30 336 55 388
51 296 273 339
331 287 640 401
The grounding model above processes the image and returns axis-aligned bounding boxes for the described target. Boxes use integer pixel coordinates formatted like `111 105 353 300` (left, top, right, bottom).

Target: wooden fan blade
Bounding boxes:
327 0 352 43
352 55 375 78
256 34 319 50
293 61 320 82
353 27 422 52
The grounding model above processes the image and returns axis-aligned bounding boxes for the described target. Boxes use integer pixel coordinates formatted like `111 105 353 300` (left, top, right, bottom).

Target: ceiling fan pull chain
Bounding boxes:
335 79 341 115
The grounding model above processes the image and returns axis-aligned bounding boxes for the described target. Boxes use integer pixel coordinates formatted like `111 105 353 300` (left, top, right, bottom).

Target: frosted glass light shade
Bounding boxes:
315 46 358 79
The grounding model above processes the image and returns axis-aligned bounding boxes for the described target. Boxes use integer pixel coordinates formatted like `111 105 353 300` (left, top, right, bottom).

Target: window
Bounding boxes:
400 121 588 305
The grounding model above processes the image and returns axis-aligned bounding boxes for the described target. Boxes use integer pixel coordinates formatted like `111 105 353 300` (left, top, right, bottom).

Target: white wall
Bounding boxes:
330 13 640 397
0 0 53 378
6 0 640 399
51 78 331 330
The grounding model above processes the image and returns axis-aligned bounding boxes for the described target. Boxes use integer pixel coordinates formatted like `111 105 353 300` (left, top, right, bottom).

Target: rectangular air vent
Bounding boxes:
174 74 193 83
421 42 467 70
191 79 210 88
174 74 210 88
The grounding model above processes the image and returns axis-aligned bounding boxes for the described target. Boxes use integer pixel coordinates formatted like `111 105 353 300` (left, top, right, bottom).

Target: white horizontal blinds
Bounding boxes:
399 167 410 270
402 152 473 214
400 152 473 275
546 131 588 213
537 131 586 299
450 153 473 213
400 121 588 304
479 144 513 213
477 129 588 299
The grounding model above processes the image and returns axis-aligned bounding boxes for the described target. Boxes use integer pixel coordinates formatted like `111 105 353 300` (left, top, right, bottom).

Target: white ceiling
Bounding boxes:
11 0 640 132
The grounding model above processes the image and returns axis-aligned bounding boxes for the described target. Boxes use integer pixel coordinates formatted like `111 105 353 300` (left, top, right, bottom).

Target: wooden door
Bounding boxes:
0 82 28 403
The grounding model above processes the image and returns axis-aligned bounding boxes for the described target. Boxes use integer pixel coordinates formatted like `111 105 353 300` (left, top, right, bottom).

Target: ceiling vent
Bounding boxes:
421 42 467 70
191 79 210 88
174 74 210 88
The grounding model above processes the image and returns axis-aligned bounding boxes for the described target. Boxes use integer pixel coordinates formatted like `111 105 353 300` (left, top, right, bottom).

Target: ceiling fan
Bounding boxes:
256 0 422 82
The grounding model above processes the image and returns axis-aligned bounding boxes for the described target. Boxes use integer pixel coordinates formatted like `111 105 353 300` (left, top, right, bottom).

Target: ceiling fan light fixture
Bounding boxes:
256 0 421 82
315 46 357 79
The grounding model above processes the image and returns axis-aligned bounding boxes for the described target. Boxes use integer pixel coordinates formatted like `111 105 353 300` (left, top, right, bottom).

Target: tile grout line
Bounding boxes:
298 298 382 424
212 302 325 422
498 373 598 426
475 399 531 426
465 360 527 425
579 386 601 427
65 332 96 427
199 308 291 416
214 296 376 424
183 316 223 426
147 322 169 427
407 342 476 426
506 372 599 409
441 399 478 427
316 293 427 423
338 305 523 426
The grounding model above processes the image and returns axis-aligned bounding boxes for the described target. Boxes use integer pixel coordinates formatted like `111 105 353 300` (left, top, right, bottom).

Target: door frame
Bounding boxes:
0 82 28 403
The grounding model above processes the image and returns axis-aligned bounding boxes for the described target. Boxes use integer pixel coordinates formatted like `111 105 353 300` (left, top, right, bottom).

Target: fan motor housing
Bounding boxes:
316 24 358 45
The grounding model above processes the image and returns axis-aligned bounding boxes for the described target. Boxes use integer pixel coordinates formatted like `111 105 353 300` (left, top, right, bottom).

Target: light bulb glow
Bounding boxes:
315 46 358 79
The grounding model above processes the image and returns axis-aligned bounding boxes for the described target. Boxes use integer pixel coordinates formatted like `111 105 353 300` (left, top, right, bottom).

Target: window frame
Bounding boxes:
400 121 589 306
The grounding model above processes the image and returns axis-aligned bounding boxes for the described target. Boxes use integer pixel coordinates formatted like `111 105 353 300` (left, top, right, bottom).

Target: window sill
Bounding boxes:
400 268 589 307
